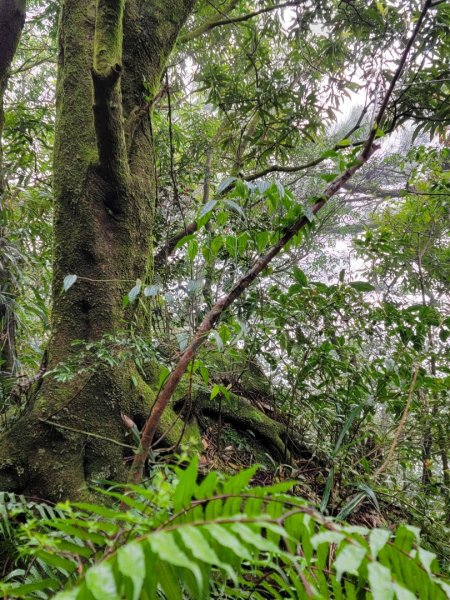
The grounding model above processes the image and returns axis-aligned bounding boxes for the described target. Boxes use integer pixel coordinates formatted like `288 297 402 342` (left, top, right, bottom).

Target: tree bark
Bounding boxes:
0 0 196 500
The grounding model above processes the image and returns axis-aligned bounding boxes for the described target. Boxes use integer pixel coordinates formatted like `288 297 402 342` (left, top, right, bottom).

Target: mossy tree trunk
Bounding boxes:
0 0 196 500
0 0 312 501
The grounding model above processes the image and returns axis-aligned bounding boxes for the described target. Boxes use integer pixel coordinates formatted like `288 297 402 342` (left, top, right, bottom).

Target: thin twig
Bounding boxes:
39 419 136 450
179 1 305 43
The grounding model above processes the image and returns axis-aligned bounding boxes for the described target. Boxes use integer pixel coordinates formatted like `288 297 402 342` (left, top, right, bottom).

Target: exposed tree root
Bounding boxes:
179 385 319 465
0 363 315 501
0 367 201 501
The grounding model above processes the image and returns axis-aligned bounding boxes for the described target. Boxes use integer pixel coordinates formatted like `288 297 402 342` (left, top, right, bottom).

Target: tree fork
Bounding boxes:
0 0 198 500
92 0 129 189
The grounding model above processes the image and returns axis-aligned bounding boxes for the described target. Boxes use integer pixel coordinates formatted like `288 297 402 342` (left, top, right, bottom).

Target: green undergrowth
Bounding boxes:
0 459 449 599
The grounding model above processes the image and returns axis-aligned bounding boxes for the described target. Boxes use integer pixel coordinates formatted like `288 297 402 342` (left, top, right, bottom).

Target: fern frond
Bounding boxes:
1 461 449 599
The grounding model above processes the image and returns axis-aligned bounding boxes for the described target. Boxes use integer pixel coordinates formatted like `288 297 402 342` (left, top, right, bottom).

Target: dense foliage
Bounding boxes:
1 459 450 599
0 0 449 597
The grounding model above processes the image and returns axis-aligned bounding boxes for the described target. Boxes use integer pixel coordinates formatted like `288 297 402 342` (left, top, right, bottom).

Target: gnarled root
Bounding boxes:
183 386 317 464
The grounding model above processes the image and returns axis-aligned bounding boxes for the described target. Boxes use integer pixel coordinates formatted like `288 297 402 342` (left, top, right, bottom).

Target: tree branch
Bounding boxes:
180 1 304 43
243 104 370 182
129 0 433 484
154 106 369 267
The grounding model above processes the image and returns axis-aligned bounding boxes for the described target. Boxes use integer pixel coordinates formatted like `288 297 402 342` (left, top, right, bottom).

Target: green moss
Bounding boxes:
194 385 287 458
93 0 125 73
133 372 201 451
54 0 97 202
0 0 200 502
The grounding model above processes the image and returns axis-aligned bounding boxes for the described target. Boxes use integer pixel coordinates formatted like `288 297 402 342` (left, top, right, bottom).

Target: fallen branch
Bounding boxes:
129 0 433 484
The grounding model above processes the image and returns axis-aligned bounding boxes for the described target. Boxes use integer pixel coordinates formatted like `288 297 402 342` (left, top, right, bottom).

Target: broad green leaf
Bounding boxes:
368 562 394 600
217 176 236 194
223 199 246 219
174 234 195 250
149 532 203 592
117 542 145 600
85 563 118 600
198 363 209 385
234 179 249 199
321 149 340 158
210 384 222 400
369 529 390 559
337 138 351 147
2 579 59 597
230 522 280 553
292 266 308 286
393 583 417 600
394 525 420 553
45 521 106 545
275 180 285 199
210 330 224 351
222 464 258 494
156 561 183 600
52 590 81 600
143 284 160 297
158 365 170 388
320 173 338 182
334 543 366 581
128 283 141 304
176 331 189 351
207 524 252 560
63 274 77 292
311 530 344 548
199 199 217 217
178 526 236 582
195 471 219 499
437 581 450 598
418 547 437 575
34 550 76 573
349 281 376 292
173 457 199 511
187 239 198 262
